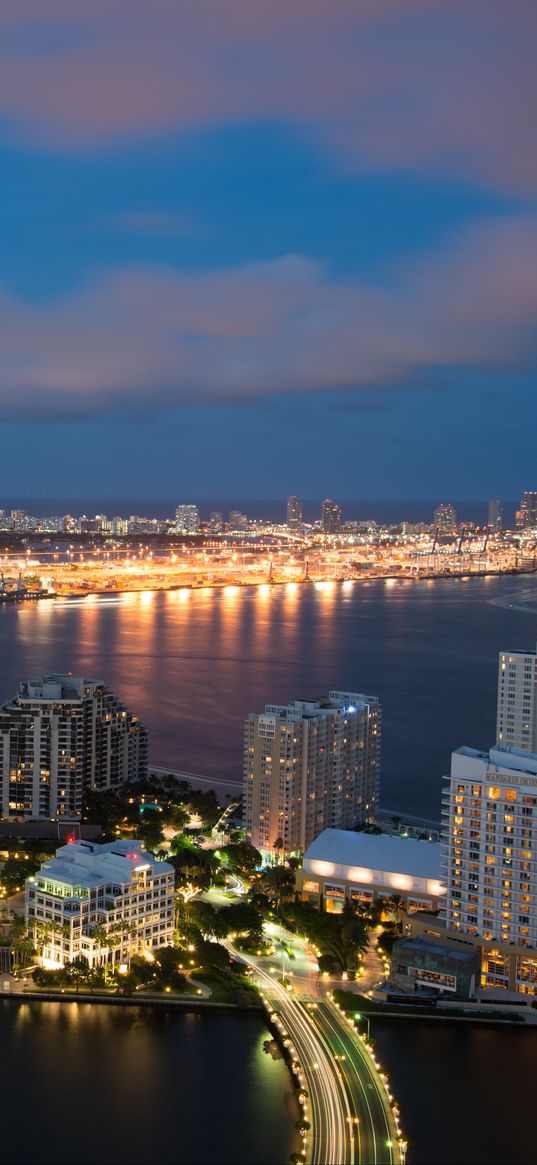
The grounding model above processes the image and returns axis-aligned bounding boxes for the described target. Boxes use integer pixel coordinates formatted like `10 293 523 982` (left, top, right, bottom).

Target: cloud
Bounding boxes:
0 1 535 194
1 214 536 419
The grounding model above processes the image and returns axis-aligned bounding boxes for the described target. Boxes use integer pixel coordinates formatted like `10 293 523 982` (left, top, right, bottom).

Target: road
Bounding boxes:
226 925 404 1165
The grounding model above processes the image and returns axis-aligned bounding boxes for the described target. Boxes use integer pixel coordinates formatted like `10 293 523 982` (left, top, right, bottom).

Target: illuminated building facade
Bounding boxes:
0 675 147 821
433 502 457 532
243 691 381 854
25 838 174 969
442 746 537 995
287 496 302 531
296 828 444 915
516 492 537 529
321 499 342 533
497 647 537 752
175 504 200 533
209 511 223 534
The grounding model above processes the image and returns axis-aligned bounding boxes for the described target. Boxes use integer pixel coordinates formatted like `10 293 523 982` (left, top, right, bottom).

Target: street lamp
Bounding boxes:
354 1011 370 1039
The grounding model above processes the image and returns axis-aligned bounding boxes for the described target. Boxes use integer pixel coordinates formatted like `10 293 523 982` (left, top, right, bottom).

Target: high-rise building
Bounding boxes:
321 499 342 533
0 675 147 821
26 838 174 969
487 500 503 532
516 492 537 529
433 503 457 532
209 511 223 535
175 504 200 534
10 509 34 533
243 691 381 854
229 510 248 531
496 647 537 752
287 496 302 531
442 745 537 994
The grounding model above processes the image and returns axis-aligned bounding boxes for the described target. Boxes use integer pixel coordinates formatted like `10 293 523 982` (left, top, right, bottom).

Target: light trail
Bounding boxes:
226 929 403 1165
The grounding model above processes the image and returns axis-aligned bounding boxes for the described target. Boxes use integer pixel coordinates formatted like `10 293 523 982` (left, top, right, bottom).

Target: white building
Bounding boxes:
26 838 174 969
0 675 147 821
296 828 444 914
497 647 537 753
175 504 200 534
442 745 537 995
243 691 381 855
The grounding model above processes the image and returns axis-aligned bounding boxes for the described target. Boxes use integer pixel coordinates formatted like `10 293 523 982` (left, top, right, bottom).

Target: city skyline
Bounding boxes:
0 3 536 498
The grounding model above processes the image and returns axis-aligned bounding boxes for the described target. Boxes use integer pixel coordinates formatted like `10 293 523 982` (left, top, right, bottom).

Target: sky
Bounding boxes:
0 0 536 501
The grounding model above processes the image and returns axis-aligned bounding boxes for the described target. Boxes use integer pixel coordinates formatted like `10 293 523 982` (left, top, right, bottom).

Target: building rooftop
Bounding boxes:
16 675 102 702
453 744 537 776
304 828 441 881
36 838 173 889
394 937 478 964
261 692 379 720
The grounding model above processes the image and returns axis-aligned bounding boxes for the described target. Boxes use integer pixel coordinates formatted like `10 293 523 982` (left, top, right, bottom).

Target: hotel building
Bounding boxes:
243 691 381 855
0 675 147 821
25 838 174 969
497 647 537 753
442 745 537 995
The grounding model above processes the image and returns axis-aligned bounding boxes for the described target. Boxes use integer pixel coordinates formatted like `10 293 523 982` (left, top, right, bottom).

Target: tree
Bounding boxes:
161 804 190 830
256 865 295 910
219 842 262 876
196 939 230 971
153 946 188 991
185 900 223 937
64 955 91 994
11 932 35 968
272 837 284 864
223 902 263 939
317 953 340 975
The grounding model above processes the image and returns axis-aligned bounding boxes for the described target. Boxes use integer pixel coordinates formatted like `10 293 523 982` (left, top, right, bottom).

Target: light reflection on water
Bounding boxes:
3 1000 294 1165
2 574 537 816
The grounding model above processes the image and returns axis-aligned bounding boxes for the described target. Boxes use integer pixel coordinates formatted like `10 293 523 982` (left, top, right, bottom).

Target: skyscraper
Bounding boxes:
243 691 381 854
442 744 537 994
0 675 147 821
287 496 302 531
487 500 503 532
433 502 457 532
175 504 200 533
516 492 537 529
497 648 537 752
321 499 342 533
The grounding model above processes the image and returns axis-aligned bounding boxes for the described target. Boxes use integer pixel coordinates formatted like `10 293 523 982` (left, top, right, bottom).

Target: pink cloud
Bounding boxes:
0 1 535 194
0 214 536 417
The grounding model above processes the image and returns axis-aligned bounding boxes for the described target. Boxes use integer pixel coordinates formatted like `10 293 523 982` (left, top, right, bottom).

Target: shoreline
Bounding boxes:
12 562 537 603
3 989 531 1028
0 988 263 1011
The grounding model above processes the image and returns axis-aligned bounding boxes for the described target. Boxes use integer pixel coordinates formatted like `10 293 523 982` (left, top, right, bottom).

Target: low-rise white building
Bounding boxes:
26 838 175 969
296 828 445 914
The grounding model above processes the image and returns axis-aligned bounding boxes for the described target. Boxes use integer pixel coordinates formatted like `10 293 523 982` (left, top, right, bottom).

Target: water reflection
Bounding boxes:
2 1002 293 1165
2 575 537 816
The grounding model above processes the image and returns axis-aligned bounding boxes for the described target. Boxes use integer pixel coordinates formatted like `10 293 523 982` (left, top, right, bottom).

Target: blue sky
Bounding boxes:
0 1 535 500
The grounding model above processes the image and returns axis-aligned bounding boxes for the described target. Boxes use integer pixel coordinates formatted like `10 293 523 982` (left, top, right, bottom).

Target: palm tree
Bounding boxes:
11 933 35 969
